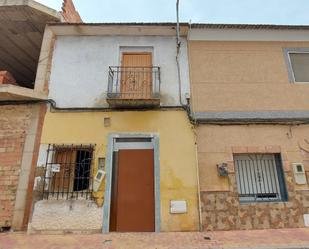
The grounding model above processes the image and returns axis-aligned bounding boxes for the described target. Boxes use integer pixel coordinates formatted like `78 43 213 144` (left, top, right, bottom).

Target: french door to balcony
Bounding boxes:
121 52 153 99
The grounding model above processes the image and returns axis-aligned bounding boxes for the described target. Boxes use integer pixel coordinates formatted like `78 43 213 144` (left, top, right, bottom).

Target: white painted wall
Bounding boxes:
49 35 190 108
29 200 103 233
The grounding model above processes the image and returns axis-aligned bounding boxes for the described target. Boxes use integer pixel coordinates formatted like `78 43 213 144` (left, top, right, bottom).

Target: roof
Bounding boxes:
191 23 309 30
47 22 309 30
47 22 188 26
47 22 189 36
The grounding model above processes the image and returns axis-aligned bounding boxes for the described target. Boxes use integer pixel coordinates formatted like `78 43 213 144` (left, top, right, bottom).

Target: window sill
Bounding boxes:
292 82 309 84
239 200 284 205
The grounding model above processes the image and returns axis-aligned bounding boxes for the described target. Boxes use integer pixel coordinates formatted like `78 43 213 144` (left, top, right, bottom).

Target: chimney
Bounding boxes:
61 0 83 23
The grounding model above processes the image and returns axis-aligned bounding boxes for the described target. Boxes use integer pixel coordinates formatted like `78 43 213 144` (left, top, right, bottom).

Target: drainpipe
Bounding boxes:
176 0 180 48
176 1 196 125
176 0 186 107
176 0 202 231
194 130 203 231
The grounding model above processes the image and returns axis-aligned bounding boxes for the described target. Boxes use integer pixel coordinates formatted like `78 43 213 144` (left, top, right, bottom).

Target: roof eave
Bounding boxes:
47 22 189 36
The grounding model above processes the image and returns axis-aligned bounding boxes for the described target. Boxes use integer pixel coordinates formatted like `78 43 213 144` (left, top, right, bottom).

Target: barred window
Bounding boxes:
42 144 95 200
234 154 287 203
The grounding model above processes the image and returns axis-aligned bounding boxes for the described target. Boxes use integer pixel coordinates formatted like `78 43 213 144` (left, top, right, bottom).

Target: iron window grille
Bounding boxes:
42 144 95 200
234 154 287 203
107 66 161 99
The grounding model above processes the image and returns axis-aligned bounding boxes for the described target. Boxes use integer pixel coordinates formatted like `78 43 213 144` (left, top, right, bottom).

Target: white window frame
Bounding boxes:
284 48 309 84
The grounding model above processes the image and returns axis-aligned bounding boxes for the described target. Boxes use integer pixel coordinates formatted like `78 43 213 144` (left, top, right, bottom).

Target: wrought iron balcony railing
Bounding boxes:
107 66 161 107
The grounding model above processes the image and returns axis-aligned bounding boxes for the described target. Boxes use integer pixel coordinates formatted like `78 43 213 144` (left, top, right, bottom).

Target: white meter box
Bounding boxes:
292 163 307 185
170 200 187 214
304 214 309 227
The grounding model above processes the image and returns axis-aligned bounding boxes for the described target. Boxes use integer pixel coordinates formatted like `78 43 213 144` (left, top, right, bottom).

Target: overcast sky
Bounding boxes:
36 0 309 25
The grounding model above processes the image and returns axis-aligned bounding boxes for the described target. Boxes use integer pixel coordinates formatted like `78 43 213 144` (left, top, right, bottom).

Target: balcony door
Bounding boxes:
121 52 153 99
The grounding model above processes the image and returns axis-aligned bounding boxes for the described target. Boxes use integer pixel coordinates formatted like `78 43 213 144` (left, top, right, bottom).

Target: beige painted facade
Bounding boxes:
189 41 309 112
198 124 309 192
188 36 309 230
197 124 309 230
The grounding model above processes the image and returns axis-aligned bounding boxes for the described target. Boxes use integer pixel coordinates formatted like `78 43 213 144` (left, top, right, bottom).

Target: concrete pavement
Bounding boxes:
0 228 309 249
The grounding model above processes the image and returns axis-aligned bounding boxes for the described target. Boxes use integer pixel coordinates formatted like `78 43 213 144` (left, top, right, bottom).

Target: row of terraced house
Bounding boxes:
1 0 309 234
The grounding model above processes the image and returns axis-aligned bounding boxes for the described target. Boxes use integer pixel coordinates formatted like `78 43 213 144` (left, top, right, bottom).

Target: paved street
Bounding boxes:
0 228 309 249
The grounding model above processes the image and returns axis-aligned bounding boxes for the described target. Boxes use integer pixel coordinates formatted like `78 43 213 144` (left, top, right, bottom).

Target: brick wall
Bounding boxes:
0 71 17 86
61 0 82 23
0 106 32 228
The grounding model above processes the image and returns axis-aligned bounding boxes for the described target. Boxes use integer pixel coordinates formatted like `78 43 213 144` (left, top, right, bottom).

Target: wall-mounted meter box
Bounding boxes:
170 200 187 214
292 163 307 185
304 214 309 227
93 169 106 192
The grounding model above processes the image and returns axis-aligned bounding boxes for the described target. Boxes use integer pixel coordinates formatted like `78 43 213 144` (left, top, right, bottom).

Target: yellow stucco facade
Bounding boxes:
39 109 200 232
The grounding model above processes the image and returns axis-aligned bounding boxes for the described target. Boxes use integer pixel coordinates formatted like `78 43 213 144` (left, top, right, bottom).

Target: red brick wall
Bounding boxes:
61 0 82 23
0 71 17 86
0 106 31 228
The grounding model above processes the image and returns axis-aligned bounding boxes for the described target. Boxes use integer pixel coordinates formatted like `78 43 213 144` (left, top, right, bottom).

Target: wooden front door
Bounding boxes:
121 53 153 99
110 149 155 232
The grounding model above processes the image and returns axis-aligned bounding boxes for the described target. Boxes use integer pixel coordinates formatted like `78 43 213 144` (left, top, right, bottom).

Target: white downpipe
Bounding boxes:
176 0 185 106
176 0 202 231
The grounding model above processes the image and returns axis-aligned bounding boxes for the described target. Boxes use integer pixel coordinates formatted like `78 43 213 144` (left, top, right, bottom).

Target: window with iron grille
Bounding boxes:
234 154 287 203
42 144 95 200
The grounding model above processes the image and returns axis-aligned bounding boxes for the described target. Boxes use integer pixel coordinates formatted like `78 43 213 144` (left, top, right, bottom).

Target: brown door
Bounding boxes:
121 53 153 99
110 149 155 232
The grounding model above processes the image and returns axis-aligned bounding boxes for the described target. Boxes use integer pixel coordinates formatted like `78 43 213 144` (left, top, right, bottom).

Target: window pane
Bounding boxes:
289 53 309 82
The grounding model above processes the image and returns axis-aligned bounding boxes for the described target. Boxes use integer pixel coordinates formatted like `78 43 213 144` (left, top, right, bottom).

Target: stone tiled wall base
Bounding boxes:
28 200 103 234
201 172 309 231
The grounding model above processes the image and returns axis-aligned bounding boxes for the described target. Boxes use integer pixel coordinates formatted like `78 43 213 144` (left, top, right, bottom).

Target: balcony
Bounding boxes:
107 66 161 108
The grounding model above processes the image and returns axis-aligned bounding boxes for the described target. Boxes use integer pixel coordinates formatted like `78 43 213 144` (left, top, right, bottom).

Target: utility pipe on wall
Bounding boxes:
176 0 181 48
176 0 202 231
176 0 186 107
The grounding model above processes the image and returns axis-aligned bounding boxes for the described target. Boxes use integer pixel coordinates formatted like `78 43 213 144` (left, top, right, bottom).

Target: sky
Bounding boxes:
36 0 309 25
